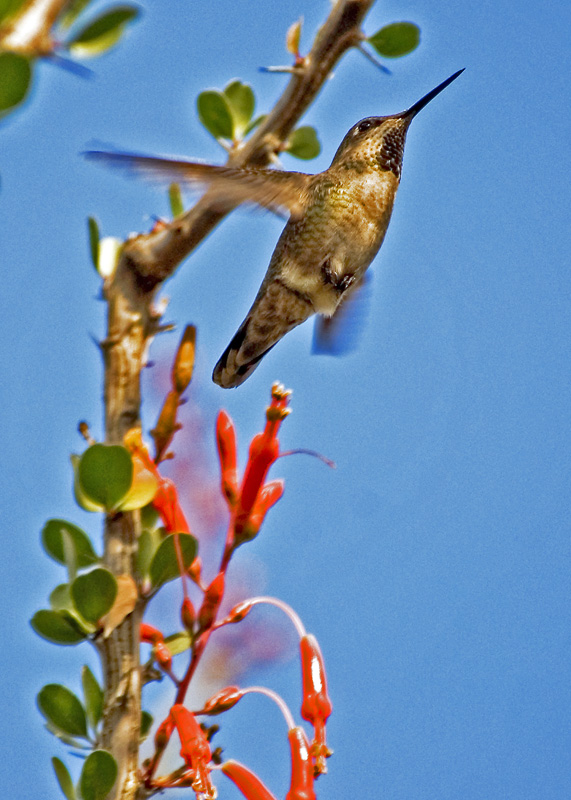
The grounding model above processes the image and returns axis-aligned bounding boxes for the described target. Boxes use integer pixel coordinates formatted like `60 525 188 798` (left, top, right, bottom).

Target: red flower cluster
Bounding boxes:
217 383 289 557
135 385 332 799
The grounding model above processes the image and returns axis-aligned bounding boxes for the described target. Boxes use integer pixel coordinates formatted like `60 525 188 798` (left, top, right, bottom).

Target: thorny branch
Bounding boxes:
117 0 376 289
99 2 378 799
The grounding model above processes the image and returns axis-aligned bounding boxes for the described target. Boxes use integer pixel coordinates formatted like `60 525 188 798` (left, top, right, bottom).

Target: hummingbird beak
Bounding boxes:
398 68 465 122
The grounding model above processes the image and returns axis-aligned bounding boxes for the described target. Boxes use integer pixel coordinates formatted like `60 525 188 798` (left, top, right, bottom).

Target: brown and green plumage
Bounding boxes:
87 69 463 388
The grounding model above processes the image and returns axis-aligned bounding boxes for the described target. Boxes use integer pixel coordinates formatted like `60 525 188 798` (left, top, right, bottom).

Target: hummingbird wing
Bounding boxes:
212 277 315 388
311 273 372 356
85 150 311 219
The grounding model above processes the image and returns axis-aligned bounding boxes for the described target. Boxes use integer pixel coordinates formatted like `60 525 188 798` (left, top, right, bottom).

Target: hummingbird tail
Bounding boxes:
212 279 315 388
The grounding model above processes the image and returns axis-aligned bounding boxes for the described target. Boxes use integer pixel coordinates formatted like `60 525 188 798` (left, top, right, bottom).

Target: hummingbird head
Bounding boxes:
330 69 465 180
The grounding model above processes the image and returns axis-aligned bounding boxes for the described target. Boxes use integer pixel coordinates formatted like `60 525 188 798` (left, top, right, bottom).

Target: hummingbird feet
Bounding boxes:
321 259 356 294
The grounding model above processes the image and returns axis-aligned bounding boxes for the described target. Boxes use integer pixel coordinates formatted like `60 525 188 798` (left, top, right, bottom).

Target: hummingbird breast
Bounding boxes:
277 167 398 316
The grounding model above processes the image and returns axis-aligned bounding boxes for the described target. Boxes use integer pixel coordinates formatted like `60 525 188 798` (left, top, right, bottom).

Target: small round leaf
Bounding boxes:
68 6 140 58
87 216 99 270
37 684 88 738
168 183 184 218
150 533 197 589
72 454 105 512
82 665 103 730
79 750 118 800
224 80 255 137
367 22 420 58
136 528 161 578
115 455 158 511
78 444 133 511
42 519 99 567
71 568 118 623
0 52 32 117
52 757 76 800
164 630 192 656
31 610 87 644
197 90 234 140
140 710 153 740
49 583 73 611
286 126 321 160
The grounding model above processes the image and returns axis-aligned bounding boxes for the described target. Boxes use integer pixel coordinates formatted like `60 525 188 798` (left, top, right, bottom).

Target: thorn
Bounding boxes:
357 44 392 74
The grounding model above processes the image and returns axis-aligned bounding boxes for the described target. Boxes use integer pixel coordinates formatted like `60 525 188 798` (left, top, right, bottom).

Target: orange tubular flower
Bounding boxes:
234 479 284 543
197 571 225 632
170 704 215 800
181 596 196 633
233 385 290 539
201 685 245 715
222 760 278 800
285 726 316 800
216 410 239 508
300 634 333 775
140 622 164 645
153 476 191 534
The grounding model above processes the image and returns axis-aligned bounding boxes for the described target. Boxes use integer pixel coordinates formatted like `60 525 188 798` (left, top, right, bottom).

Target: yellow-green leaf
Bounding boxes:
286 126 321 160
79 750 118 800
367 22 420 58
0 53 32 117
197 90 234 140
68 5 140 58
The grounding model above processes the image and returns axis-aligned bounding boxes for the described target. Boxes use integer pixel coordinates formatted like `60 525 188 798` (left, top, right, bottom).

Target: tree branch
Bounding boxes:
99 3 378 798
117 0 375 288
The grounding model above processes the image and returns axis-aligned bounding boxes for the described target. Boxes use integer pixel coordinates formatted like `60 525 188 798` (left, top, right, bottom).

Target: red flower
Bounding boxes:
300 634 333 775
197 571 225 632
222 760 277 800
170 704 215 799
232 384 290 545
201 685 245 715
216 410 239 508
286 726 316 800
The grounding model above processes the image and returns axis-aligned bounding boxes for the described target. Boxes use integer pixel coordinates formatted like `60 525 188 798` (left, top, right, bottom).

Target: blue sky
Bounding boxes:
2 1 570 798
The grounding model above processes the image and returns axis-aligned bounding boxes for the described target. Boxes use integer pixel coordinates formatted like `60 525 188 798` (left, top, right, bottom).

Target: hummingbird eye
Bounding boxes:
355 119 376 135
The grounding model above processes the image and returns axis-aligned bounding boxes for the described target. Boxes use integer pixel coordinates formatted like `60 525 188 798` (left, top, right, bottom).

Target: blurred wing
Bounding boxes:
312 273 372 356
84 150 311 219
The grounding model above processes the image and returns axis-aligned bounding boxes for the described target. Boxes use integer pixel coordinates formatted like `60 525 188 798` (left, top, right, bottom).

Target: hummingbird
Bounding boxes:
86 69 464 388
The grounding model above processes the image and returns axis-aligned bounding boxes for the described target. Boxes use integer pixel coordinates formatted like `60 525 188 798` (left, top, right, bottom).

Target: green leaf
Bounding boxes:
62 528 78 583
164 630 192 656
37 684 88 739
78 444 133 511
50 583 73 611
168 183 184 218
71 568 118 623
136 528 161 578
31 610 88 644
140 503 159 529
52 757 76 800
0 0 26 24
149 533 197 589
82 665 103 730
197 90 234 140
367 22 420 58
68 6 140 59
79 750 118 800
114 455 158 511
286 126 321 160
72 454 105 512
140 710 153 740
0 53 32 117
87 217 99 270
59 0 94 29
42 519 99 567
223 80 255 137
